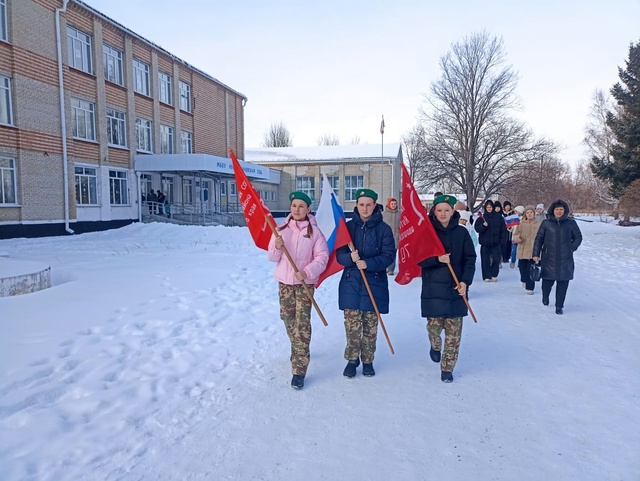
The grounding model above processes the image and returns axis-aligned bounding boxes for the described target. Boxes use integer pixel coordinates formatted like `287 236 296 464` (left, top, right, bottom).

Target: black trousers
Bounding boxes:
542 279 569 308
518 259 535 291
502 238 512 262
480 244 501 280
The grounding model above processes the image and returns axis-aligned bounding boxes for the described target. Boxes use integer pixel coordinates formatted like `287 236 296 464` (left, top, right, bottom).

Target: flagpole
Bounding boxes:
380 115 384 203
265 215 329 327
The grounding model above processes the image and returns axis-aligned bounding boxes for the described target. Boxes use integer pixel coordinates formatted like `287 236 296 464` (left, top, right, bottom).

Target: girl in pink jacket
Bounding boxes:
267 191 329 390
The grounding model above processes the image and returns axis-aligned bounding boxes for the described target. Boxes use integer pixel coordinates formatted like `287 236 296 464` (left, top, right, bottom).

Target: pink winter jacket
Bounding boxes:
267 214 329 286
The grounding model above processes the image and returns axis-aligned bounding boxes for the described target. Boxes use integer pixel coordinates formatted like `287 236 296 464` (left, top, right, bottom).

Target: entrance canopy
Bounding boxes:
134 153 270 181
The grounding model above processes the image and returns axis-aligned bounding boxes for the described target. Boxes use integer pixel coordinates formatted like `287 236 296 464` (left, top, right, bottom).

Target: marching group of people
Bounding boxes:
267 187 582 390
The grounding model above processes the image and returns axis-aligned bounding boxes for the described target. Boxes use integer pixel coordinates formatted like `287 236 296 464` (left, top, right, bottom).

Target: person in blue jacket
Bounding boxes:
336 188 396 379
419 194 476 383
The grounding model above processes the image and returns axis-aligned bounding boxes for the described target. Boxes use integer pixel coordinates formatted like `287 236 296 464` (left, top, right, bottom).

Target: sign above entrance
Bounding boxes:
134 153 270 180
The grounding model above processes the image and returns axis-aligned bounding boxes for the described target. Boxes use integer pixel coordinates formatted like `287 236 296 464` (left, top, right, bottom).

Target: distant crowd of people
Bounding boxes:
266 187 582 390
141 190 170 217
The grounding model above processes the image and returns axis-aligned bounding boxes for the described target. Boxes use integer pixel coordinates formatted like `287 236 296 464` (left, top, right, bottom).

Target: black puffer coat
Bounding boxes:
475 209 507 247
418 211 477 318
533 199 582 281
337 205 396 313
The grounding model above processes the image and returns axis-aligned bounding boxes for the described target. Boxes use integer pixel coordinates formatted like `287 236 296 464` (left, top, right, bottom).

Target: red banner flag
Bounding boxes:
229 148 275 251
395 163 446 285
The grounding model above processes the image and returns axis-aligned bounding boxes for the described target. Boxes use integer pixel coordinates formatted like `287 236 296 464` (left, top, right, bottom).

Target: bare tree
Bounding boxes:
501 154 568 206
417 32 557 212
317 133 340 146
262 121 293 147
401 124 428 186
348 135 361 145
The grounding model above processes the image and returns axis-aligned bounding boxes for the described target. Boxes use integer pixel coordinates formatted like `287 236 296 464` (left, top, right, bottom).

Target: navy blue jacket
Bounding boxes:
337 205 396 313
475 210 507 247
419 211 477 318
533 199 582 281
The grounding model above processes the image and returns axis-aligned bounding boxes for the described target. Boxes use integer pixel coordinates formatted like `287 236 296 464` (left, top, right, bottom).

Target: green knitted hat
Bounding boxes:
433 194 457 207
355 188 378 202
289 191 312 206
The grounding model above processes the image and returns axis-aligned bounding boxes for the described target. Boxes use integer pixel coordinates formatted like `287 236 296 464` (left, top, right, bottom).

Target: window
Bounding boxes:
67 26 92 74
141 173 152 198
106 108 126 147
158 72 172 105
135 117 152 152
230 182 237 196
1 0 8 42
161 175 174 203
71 98 96 141
74 166 98 205
0 75 12 125
133 59 150 96
182 178 193 204
180 131 192 153
179 81 191 112
220 181 226 196
109 170 128 205
160 125 174 154
344 175 364 201
324 176 339 197
270 191 276 202
0 157 17 204
103 44 123 85
296 176 315 202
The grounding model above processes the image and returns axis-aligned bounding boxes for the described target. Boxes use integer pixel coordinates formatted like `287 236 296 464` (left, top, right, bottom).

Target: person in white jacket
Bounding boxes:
267 191 328 389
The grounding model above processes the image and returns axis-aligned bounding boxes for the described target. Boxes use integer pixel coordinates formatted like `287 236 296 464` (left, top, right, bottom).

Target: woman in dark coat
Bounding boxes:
336 188 396 378
532 199 582 315
474 200 508 282
419 195 476 383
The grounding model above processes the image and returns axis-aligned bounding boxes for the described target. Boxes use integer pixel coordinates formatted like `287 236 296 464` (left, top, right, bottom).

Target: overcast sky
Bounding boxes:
83 0 639 168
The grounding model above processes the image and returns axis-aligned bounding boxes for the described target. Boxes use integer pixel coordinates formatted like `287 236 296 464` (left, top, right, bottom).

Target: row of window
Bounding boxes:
67 25 192 112
70 97 192 153
75 166 129 205
295 175 364 202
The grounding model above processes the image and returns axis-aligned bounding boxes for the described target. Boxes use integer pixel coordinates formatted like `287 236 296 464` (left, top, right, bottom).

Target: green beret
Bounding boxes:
289 191 312 206
355 188 378 202
433 194 457 207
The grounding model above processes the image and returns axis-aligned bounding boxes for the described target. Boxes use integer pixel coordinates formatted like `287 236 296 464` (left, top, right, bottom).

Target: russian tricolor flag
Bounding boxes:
314 174 351 287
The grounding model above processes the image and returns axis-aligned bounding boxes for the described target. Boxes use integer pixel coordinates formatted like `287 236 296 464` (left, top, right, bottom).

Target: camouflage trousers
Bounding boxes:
427 317 463 372
343 309 378 364
279 282 313 376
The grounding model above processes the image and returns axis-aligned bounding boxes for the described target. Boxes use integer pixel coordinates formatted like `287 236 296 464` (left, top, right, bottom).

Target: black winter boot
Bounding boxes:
291 375 305 389
343 359 360 378
441 371 453 383
429 348 441 363
555 307 563 315
362 363 375 377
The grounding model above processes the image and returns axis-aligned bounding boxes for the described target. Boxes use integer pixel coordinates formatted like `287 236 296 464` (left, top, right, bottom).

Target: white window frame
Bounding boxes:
180 130 192 153
220 180 226 196
158 71 172 105
1 0 8 43
179 81 191 112
161 175 174 203
71 98 96 141
230 182 237 196
0 156 17 205
270 191 276 202
67 26 93 74
160 125 174 154
296 176 315 201
109 170 129 205
344 175 364 201
106 108 126 147
133 59 150 96
74 165 98 205
182 178 193 204
135 117 152 152
0 75 13 126
103 44 123 85
141 173 153 198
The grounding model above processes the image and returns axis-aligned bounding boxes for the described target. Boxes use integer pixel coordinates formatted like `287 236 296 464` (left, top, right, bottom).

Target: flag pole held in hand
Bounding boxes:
446 263 478 323
265 215 328 327
348 242 395 355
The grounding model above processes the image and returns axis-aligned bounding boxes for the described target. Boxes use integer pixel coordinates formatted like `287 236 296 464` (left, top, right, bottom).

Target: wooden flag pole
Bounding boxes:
265 215 328 327
348 242 395 355
446 264 478 323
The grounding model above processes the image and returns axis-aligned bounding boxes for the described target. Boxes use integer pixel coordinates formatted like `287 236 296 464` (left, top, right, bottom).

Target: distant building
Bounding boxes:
0 0 248 238
245 144 403 213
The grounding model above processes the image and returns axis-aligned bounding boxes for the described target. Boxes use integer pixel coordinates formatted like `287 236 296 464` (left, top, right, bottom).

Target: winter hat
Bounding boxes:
433 194 457 207
503 201 512 208
525 205 536 214
355 188 378 202
514 205 525 215
484 199 494 209
536 203 544 210
386 197 398 210
493 201 503 210
289 191 312 207
458 210 472 222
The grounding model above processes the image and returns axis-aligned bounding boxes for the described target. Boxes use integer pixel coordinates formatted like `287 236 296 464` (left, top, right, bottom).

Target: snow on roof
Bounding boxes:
245 143 402 163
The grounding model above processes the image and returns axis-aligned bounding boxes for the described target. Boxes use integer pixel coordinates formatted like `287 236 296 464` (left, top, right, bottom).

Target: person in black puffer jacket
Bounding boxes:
418 194 476 383
336 188 396 378
532 199 582 315
475 200 508 282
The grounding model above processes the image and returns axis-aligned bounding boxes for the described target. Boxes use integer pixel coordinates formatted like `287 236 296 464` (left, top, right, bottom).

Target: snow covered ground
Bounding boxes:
1 218 639 481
